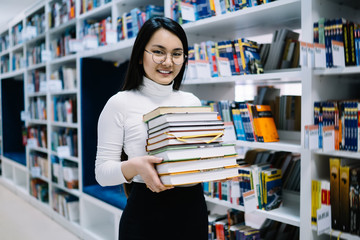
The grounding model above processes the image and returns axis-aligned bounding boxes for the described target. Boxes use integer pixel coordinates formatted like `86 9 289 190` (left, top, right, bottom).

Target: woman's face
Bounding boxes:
142 28 184 85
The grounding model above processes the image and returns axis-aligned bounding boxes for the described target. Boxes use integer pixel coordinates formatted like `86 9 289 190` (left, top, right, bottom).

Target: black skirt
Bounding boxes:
119 182 208 240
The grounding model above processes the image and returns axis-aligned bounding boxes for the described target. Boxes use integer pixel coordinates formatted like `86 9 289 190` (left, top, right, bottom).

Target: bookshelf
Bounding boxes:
0 0 359 239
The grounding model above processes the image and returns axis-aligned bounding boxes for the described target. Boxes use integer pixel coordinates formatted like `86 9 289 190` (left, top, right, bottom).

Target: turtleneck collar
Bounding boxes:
140 76 174 97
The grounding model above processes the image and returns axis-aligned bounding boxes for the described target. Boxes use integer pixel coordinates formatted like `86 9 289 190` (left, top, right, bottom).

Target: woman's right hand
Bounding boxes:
121 156 173 193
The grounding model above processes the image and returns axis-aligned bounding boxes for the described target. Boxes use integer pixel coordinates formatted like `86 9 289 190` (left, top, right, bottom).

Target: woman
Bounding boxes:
95 17 208 240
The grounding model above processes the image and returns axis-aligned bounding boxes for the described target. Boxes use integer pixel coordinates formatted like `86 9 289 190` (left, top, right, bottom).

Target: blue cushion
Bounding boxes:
83 184 127 210
4 152 26 166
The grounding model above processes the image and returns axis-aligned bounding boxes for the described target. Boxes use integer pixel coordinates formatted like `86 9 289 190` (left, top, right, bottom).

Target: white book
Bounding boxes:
156 156 238 175
146 136 223 152
149 144 237 161
147 112 219 130
160 166 240 186
148 120 224 135
147 129 224 145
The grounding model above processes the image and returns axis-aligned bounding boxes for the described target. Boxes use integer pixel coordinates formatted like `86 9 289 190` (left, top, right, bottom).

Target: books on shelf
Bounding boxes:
144 106 240 186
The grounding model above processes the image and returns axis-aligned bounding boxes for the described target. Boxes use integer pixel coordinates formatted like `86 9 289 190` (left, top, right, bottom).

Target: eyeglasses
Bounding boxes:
144 49 187 65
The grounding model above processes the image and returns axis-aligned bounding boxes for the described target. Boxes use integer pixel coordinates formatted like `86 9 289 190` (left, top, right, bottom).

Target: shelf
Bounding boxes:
49 89 77 95
79 1 113 20
313 149 360 159
51 121 78 128
79 38 134 62
314 66 360 76
183 69 302 85
326 0 360 9
52 182 80 197
49 18 77 36
0 48 10 57
50 151 79 163
27 119 47 125
182 0 301 39
12 43 24 52
27 146 48 154
27 91 47 97
236 139 301 152
0 69 25 79
311 226 360 240
27 62 46 71
50 54 76 65
205 190 300 227
3 153 26 166
25 32 46 46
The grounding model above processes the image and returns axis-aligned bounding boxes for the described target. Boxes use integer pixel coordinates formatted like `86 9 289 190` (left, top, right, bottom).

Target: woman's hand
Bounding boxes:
122 156 173 193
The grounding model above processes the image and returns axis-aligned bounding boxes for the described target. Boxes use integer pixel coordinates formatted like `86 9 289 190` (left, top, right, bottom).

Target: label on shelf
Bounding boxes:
218 57 232 77
314 43 326 69
331 40 345 68
316 205 331 236
69 39 84 52
180 2 196 22
27 83 35 93
20 111 31 122
57 146 71 158
300 41 308 67
106 30 117 45
47 80 63 92
195 60 211 79
41 50 51 62
30 166 41 178
243 190 257 213
27 138 38 148
39 81 47 92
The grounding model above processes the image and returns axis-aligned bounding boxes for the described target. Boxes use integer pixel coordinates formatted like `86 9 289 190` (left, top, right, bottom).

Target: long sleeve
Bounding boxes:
95 95 129 186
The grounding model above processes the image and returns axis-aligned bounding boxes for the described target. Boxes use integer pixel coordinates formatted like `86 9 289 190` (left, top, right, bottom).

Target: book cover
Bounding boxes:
252 105 279 142
262 168 282 210
349 167 360 235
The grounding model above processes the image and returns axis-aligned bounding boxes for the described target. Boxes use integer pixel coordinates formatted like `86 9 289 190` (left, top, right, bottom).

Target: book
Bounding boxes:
329 157 340 230
147 129 224 145
148 120 224 135
251 105 279 142
159 165 240 186
147 112 219 130
262 168 282 210
143 106 212 122
156 155 238 175
146 135 223 152
149 143 237 161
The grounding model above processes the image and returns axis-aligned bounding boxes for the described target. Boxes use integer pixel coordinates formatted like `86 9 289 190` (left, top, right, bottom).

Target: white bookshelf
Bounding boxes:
1 0 360 239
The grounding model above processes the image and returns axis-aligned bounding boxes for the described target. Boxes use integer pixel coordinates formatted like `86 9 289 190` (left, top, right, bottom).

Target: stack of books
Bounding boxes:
143 106 241 186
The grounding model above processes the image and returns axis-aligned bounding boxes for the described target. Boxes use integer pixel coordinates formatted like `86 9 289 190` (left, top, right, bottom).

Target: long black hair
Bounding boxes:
122 17 188 91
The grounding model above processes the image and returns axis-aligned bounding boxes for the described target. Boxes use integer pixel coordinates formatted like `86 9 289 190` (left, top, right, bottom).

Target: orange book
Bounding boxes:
252 105 279 142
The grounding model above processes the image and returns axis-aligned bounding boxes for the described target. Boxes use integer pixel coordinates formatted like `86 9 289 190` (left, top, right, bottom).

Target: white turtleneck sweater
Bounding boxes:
95 77 201 186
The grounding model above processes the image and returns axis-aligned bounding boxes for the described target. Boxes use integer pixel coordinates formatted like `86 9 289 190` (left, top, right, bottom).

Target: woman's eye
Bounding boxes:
153 50 164 55
173 52 183 57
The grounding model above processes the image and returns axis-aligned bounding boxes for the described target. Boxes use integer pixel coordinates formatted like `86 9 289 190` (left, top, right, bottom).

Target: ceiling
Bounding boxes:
0 0 42 29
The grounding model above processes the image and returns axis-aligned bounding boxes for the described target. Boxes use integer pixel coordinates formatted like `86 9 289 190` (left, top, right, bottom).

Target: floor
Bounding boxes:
0 183 80 240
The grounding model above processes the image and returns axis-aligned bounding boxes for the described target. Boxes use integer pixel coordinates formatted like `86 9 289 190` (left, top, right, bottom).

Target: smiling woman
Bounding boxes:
95 17 208 240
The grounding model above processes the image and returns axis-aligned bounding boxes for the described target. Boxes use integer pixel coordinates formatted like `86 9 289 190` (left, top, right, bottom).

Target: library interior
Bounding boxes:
0 0 360 239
